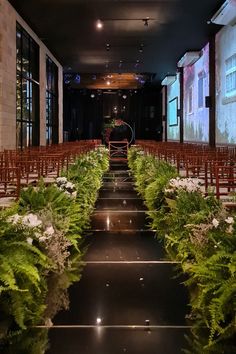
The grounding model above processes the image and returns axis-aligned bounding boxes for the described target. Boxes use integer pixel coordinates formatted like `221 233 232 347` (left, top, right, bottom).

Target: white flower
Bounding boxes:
8 213 21 224
212 218 219 228
22 213 42 228
39 236 47 242
26 237 33 245
65 182 74 190
56 177 67 185
225 217 234 224
165 177 204 194
44 225 55 236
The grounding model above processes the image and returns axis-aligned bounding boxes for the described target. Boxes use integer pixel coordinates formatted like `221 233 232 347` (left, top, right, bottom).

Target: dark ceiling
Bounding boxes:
8 0 224 86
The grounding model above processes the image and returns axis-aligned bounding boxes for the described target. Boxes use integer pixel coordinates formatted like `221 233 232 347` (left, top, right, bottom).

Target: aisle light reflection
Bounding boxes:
106 216 110 230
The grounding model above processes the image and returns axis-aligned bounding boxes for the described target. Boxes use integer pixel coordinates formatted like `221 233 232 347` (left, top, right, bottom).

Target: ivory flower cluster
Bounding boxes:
165 177 204 194
8 213 55 244
56 177 77 198
212 216 234 234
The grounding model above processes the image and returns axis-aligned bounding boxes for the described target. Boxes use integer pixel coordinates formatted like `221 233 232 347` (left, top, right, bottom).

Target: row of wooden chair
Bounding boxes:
0 140 101 201
136 140 236 202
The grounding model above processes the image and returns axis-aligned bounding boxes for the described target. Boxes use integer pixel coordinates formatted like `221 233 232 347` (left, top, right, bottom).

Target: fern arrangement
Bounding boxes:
128 147 236 350
0 147 109 346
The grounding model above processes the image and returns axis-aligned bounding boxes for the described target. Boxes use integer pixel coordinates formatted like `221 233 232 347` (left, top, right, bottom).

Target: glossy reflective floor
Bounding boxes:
42 161 190 354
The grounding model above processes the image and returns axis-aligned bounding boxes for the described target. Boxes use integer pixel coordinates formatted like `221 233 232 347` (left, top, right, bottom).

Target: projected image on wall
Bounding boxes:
167 73 180 141
216 25 236 144
183 43 209 142
169 97 178 126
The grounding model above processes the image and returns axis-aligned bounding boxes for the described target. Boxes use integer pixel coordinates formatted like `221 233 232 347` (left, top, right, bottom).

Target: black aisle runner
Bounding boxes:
47 161 189 354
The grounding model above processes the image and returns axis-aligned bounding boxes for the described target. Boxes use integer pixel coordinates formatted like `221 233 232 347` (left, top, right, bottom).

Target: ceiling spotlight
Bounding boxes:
139 44 144 53
135 60 140 68
143 17 149 26
106 43 110 51
96 19 103 29
106 80 111 86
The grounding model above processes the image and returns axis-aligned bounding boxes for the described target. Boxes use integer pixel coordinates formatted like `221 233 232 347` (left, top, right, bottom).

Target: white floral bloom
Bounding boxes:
22 213 42 228
26 237 33 245
212 218 219 228
225 217 234 224
56 177 67 185
8 213 21 224
44 225 55 236
65 182 74 190
39 236 47 242
165 177 204 194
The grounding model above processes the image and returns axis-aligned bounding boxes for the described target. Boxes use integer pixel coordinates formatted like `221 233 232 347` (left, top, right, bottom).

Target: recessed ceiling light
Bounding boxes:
106 80 111 85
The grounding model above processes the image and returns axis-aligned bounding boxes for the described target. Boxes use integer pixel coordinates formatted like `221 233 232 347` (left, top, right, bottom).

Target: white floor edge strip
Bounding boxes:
34 325 192 329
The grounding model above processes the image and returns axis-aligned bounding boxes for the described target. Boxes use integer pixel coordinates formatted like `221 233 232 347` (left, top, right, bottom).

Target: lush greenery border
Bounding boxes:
0 147 109 350
128 147 236 353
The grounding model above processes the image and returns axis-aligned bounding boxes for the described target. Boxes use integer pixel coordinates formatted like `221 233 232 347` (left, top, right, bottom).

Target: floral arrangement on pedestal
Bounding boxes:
102 118 125 144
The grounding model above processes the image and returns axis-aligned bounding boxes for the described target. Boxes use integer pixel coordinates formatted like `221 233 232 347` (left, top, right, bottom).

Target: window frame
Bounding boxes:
225 53 236 99
46 56 59 145
16 23 39 149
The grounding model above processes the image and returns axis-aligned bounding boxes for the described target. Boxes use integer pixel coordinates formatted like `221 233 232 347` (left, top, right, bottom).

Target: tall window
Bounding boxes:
46 56 58 145
16 23 39 148
225 54 236 98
